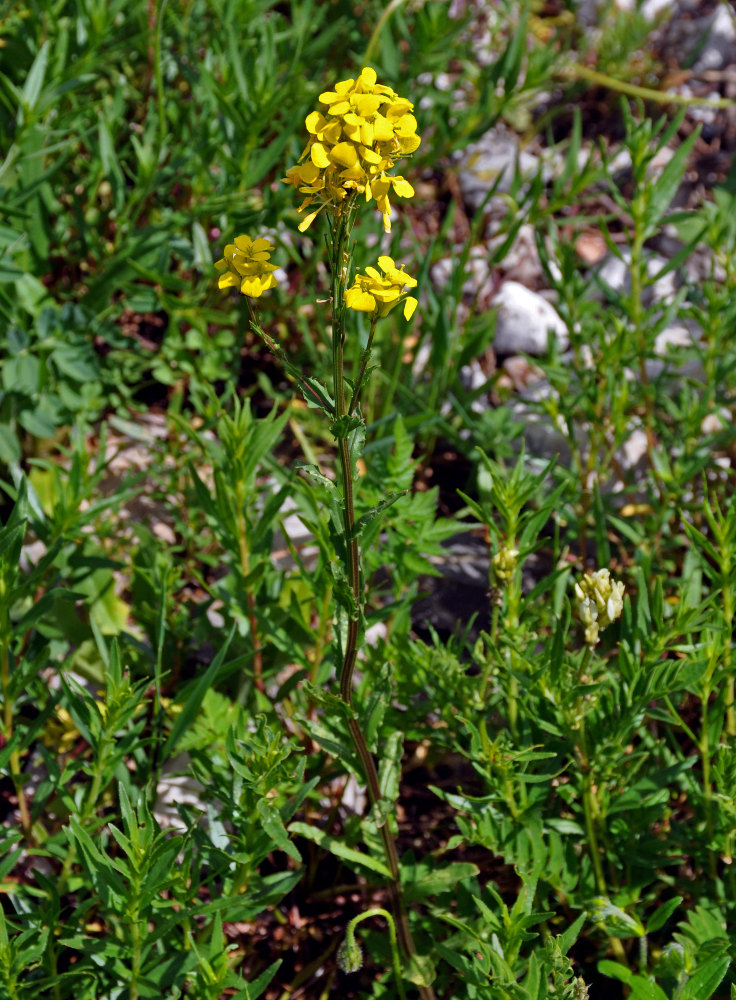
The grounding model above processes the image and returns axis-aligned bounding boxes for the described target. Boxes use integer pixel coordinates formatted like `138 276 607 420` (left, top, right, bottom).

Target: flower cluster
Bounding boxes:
214 235 278 298
492 546 520 584
574 569 625 648
345 256 418 320
283 66 420 233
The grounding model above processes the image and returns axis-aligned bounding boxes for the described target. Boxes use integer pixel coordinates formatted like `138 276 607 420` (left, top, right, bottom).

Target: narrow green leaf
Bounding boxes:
288 821 391 878
22 41 50 112
645 896 683 934
680 955 730 1000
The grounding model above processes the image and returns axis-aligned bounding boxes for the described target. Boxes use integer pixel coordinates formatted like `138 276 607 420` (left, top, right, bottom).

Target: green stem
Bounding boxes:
363 0 410 64
327 208 435 1000
348 316 379 416
505 569 522 741
129 904 142 1000
574 655 606 897
0 628 31 839
154 0 169 152
701 651 717 876
724 582 734 738
344 907 408 1000
234 485 264 691
561 63 736 109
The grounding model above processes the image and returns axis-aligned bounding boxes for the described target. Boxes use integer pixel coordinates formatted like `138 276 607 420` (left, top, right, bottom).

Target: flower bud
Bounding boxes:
492 546 520 584
574 568 625 647
337 935 363 974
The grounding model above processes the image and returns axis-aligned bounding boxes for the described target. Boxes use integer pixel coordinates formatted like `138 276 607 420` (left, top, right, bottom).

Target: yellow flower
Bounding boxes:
283 66 420 232
214 235 279 297
345 256 418 320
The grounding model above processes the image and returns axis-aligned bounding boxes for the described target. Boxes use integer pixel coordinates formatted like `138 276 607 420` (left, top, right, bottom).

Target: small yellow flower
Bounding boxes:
345 256 418 320
574 569 625 648
214 235 279 297
283 66 420 232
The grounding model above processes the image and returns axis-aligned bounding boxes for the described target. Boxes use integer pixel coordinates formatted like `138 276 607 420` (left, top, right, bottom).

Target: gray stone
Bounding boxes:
595 248 678 306
492 281 569 356
694 4 736 73
458 127 540 211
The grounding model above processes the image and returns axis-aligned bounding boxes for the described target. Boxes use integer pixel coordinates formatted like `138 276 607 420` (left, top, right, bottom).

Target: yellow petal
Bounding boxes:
354 94 381 117
298 209 320 232
399 134 421 154
391 176 414 198
310 143 330 169
342 121 361 143
345 287 377 312
360 145 382 165
403 296 418 320
323 121 342 144
371 177 390 198
305 110 326 133
240 273 276 297
372 288 399 303
218 272 239 289
395 113 418 136
330 141 358 167
373 115 394 142
214 258 228 271
377 255 395 272
251 238 273 254
360 67 377 88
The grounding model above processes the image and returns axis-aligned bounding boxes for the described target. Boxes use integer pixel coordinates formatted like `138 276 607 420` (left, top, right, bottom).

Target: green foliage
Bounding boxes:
4 1 736 998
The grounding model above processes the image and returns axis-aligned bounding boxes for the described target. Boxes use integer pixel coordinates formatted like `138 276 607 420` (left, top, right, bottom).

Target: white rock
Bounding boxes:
702 409 731 435
577 0 676 23
694 4 736 72
595 248 678 305
155 753 210 830
458 128 540 210
654 320 697 355
492 282 569 356
616 427 649 475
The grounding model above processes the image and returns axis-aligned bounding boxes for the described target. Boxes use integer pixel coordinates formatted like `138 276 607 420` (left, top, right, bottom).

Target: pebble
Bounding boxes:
694 3 736 72
458 127 540 211
491 281 569 356
594 248 678 306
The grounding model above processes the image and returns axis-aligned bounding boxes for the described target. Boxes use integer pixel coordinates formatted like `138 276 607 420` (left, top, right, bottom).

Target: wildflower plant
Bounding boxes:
282 66 420 232
216 65 434 996
8 5 736 997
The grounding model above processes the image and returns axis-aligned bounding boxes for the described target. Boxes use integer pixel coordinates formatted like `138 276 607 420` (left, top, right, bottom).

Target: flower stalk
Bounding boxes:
216 63 431 996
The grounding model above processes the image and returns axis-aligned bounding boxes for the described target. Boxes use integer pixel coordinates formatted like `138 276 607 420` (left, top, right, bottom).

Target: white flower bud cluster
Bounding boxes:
492 546 519 583
574 568 625 647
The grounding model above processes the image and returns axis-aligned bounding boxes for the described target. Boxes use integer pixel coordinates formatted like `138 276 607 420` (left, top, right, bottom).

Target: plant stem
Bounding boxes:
701 646 717 877
574 650 628 966
505 570 522 741
234 487 264 691
348 316 379 416
0 626 31 839
723 577 734 738
328 208 436 1000
345 907 408 1000
561 62 736 109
